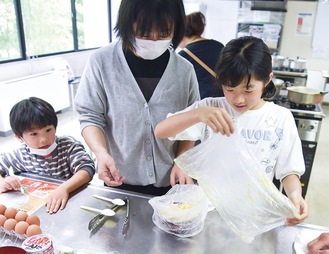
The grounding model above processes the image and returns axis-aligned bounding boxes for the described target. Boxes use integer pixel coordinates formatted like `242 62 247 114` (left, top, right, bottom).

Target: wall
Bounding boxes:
200 0 329 102
0 71 70 136
1 1 327 97
201 0 239 45
0 50 94 82
280 1 329 102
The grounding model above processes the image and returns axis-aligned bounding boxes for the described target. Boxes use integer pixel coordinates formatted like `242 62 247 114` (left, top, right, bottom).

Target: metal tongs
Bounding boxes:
122 197 130 237
88 204 119 233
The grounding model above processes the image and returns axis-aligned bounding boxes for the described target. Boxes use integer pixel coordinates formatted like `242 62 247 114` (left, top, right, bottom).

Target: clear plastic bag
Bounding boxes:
174 132 299 243
148 184 208 238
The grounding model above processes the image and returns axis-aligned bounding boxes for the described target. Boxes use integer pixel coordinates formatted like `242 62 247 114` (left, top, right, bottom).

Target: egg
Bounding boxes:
14 221 30 235
26 224 42 237
3 218 17 231
0 214 7 227
4 207 17 219
26 214 41 226
15 210 28 222
0 204 7 214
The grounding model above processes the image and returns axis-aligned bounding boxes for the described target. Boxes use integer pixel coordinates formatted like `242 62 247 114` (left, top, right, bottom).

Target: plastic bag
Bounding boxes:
174 132 299 243
148 184 208 238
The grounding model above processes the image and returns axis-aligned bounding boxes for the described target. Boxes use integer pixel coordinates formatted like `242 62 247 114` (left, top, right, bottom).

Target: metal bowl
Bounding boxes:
287 86 328 104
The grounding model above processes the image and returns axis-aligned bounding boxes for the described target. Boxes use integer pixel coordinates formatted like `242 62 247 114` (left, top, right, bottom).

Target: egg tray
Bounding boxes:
0 224 52 248
0 226 28 247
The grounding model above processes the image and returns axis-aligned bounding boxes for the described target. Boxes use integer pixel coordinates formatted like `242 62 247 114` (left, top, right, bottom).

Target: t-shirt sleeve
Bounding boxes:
274 112 305 181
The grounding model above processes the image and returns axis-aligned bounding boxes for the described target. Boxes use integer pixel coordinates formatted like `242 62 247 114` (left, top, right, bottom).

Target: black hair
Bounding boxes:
114 0 186 51
9 97 58 137
215 36 276 98
185 11 206 37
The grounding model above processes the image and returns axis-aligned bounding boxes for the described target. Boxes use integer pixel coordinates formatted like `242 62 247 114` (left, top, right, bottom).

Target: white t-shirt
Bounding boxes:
168 97 305 181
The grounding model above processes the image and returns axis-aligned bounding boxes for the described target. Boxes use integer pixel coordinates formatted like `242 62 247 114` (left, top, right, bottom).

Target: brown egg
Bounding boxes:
26 214 41 226
0 214 7 227
15 211 28 222
4 207 17 219
14 221 30 235
26 224 42 237
3 218 17 231
0 204 7 214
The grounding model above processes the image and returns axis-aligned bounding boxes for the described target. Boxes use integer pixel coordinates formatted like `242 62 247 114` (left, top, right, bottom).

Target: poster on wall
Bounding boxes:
312 1 329 57
296 12 313 35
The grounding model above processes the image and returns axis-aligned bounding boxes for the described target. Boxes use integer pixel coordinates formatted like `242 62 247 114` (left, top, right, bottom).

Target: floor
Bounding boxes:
1 105 328 227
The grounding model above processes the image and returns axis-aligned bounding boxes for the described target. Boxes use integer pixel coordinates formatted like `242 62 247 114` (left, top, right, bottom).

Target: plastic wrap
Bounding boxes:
148 184 208 238
174 132 299 242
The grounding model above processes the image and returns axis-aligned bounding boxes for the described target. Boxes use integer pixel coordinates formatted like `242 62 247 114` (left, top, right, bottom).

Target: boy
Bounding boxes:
0 97 96 214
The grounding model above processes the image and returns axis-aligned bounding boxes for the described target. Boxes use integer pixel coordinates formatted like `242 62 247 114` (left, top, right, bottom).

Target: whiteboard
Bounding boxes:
312 1 329 49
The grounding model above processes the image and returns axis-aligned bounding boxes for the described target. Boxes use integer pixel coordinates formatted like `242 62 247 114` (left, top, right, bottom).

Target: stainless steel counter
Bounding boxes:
13 175 329 254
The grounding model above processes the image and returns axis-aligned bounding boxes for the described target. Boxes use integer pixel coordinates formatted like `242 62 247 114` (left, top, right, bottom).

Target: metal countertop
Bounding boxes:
12 175 329 254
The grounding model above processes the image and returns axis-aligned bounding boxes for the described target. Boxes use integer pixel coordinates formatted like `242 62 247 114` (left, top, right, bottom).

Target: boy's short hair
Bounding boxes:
9 97 58 137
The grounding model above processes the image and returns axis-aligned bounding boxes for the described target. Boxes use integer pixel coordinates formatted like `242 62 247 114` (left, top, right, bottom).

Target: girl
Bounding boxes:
155 36 307 225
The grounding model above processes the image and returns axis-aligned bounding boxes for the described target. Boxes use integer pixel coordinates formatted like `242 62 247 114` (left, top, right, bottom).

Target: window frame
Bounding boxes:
0 0 112 64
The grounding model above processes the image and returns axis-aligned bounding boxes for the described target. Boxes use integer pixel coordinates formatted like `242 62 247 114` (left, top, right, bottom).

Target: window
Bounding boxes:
22 0 74 57
76 0 110 49
0 0 21 61
0 0 110 63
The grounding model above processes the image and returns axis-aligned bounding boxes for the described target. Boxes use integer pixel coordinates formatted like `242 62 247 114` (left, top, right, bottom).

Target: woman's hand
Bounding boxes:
170 163 194 186
96 151 125 187
307 233 329 254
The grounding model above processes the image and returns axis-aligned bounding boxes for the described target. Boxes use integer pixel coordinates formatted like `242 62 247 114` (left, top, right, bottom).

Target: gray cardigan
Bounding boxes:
75 41 200 187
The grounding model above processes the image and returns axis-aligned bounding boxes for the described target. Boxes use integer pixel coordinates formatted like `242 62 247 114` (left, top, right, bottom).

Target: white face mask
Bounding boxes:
134 38 171 60
28 141 57 156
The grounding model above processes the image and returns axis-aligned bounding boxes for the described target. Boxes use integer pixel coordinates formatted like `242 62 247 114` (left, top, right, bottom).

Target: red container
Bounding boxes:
0 246 27 254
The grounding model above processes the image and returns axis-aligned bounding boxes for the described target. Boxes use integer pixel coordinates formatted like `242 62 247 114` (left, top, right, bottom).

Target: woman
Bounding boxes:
179 11 224 98
74 0 200 196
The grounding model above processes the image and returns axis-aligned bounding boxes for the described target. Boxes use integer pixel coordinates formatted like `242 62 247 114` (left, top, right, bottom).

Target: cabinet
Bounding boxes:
237 22 282 54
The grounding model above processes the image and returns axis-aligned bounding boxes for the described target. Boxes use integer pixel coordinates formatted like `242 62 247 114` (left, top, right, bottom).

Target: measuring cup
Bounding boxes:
80 205 115 216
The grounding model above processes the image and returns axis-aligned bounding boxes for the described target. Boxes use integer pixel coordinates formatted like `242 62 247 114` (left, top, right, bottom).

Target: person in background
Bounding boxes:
308 233 329 253
179 11 224 98
155 36 308 225
0 97 95 214
74 0 200 196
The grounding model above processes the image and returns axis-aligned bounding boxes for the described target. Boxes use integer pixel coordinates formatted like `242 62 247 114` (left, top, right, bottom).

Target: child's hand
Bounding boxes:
285 192 308 226
45 187 69 214
196 107 234 136
0 176 21 193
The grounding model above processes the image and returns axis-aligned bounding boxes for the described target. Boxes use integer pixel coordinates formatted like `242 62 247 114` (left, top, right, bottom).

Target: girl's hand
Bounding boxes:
0 176 21 193
286 192 308 226
196 107 234 136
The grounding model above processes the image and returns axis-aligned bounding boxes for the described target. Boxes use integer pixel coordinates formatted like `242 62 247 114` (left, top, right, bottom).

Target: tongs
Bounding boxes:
122 197 130 237
88 204 119 232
